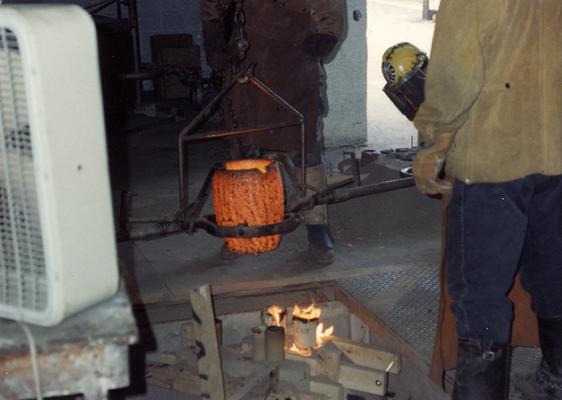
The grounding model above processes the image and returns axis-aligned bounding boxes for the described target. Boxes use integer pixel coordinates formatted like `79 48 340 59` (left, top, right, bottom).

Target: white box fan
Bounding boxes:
0 5 119 326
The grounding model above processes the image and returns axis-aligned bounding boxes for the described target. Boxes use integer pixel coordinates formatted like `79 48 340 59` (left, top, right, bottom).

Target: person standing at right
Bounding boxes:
412 0 562 399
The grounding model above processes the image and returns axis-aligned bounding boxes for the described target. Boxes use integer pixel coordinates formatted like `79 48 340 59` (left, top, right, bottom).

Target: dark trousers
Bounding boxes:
446 175 562 347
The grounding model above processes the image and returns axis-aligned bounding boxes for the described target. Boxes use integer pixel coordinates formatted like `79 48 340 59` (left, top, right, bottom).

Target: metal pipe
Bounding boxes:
321 177 415 204
121 177 414 242
128 0 142 106
250 77 304 120
290 177 415 212
121 221 183 242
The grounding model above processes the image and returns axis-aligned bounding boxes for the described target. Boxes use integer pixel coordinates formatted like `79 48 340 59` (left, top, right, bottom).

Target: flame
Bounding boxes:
267 305 285 327
293 303 322 320
287 302 335 357
288 343 312 357
315 322 334 348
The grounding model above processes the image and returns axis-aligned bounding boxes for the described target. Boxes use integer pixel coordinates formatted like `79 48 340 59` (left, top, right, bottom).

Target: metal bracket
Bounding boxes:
178 67 306 222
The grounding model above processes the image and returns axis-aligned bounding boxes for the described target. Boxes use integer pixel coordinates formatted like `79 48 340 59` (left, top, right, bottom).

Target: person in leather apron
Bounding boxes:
201 0 346 264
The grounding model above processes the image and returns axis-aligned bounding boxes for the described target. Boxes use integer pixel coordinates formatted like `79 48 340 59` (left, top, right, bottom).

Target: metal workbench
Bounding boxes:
0 287 137 400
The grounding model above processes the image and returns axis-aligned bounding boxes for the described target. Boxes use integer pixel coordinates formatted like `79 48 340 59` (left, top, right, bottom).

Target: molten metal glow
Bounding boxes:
212 158 284 254
288 343 313 357
267 305 285 327
293 303 322 320
315 322 334 348
225 159 273 174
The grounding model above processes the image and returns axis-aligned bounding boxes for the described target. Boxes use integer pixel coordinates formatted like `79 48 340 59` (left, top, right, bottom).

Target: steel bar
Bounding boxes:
122 213 303 241
178 68 249 218
183 163 221 227
250 76 306 192
290 177 415 212
124 221 183 241
182 121 302 144
317 177 415 204
121 178 413 241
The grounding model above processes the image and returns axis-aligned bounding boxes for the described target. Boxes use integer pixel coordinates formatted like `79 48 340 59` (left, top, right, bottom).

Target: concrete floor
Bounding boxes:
108 114 536 400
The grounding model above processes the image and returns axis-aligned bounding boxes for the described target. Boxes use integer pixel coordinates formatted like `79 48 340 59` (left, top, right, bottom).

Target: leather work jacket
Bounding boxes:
414 0 562 184
201 0 345 154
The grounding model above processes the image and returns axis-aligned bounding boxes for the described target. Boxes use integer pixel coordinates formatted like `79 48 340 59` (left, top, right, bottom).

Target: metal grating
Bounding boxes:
0 28 47 313
339 264 441 363
340 266 544 400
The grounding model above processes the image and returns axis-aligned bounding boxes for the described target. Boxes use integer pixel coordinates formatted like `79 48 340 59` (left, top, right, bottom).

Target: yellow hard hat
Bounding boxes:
382 42 428 86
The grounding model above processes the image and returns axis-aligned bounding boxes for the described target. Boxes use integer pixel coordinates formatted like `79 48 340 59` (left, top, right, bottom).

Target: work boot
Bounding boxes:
298 163 335 265
452 339 510 400
513 318 562 400
306 224 335 265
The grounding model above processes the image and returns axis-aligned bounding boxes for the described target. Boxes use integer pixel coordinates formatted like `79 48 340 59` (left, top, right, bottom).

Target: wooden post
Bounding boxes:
190 285 226 400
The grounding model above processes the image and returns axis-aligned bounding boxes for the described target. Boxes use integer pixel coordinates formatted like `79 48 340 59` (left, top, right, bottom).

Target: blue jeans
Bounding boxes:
446 175 562 347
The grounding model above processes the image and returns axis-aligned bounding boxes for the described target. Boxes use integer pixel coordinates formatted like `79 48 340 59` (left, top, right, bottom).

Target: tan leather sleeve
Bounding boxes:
200 0 229 70
413 0 484 145
309 0 346 40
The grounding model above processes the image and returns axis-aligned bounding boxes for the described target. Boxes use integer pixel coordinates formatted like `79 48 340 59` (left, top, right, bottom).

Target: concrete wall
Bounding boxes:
324 0 368 148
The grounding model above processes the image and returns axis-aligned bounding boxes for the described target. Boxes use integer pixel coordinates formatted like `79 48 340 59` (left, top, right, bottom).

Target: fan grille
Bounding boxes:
0 28 47 312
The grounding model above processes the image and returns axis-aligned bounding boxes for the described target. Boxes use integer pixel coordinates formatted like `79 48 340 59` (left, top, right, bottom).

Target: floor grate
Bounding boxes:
339 265 543 400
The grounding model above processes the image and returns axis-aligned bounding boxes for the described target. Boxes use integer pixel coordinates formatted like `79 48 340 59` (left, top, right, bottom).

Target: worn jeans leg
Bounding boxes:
519 175 562 320
446 179 530 346
512 176 562 399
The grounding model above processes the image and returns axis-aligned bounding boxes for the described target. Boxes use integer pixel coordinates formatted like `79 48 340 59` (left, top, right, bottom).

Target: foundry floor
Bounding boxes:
109 115 537 400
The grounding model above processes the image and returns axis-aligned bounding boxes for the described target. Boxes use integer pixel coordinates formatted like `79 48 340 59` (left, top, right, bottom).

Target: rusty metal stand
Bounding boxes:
0 286 137 400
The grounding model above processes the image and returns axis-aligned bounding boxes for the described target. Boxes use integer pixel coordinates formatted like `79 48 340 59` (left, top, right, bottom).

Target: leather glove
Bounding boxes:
412 133 453 195
304 33 338 58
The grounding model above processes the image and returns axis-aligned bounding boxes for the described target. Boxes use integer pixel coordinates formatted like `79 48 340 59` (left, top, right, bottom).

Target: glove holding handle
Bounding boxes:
412 132 454 195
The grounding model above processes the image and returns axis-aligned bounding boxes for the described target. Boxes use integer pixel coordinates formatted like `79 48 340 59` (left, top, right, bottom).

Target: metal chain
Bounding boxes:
224 0 247 131
230 0 248 73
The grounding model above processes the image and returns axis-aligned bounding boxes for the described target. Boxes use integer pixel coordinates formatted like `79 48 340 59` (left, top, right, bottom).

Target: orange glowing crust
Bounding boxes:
212 159 285 254
224 159 274 174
